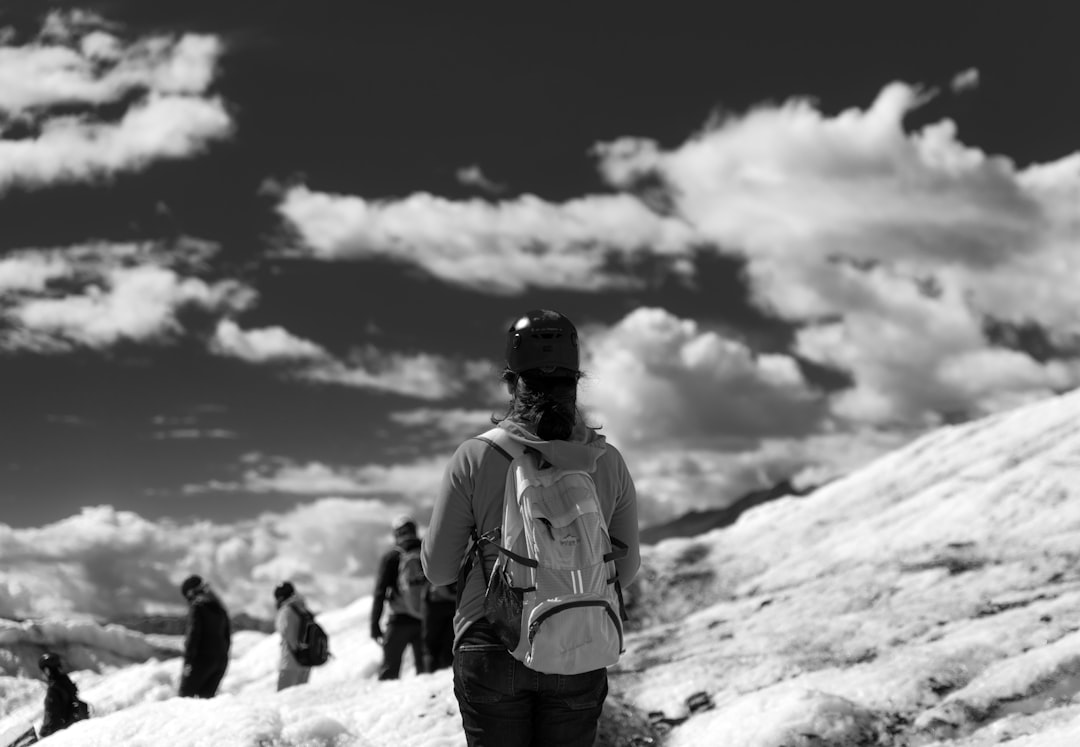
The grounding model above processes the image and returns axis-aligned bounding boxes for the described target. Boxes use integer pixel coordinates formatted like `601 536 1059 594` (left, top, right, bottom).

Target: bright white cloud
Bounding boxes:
277 80 1080 434
277 186 696 293
187 454 447 503
592 82 1080 426
0 498 415 622
210 320 327 363
0 253 70 292
297 346 487 400
579 307 824 448
11 264 245 350
388 407 497 442
0 12 231 193
0 242 256 353
0 95 232 192
0 23 221 113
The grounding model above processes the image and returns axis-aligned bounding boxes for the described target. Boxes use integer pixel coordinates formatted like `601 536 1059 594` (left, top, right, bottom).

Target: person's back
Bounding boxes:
274 581 313 690
370 518 427 679
421 309 641 747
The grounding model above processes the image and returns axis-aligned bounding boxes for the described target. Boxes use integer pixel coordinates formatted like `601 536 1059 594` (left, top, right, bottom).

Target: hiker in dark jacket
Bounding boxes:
178 574 232 698
274 581 313 691
39 652 84 737
370 515 426 679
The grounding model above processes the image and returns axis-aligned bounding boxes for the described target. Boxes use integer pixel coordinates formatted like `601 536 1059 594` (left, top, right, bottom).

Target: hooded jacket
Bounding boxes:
183 587 232 669
421 418 640 648
276 593 312 671
40 669 80 737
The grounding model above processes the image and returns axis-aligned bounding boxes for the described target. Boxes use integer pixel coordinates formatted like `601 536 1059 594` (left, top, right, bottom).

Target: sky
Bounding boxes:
3 387 1080 746
1 4 1079 542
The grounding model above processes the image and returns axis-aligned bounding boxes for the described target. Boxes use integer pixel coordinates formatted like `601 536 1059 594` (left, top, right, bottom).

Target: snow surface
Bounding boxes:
3 389 1080 745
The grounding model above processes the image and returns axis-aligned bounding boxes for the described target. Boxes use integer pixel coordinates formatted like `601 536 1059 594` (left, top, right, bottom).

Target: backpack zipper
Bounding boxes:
527 600 622 649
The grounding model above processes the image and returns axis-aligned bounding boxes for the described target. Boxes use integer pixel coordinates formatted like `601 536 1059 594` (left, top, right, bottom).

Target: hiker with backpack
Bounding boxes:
274 581 326 690
422 308 641 747
371 515 428 679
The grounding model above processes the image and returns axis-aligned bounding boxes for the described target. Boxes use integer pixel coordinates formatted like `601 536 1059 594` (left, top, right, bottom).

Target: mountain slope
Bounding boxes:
619 387 1080 745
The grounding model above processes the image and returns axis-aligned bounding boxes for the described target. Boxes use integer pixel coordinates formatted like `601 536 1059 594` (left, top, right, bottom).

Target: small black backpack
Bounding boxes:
290 604 330 667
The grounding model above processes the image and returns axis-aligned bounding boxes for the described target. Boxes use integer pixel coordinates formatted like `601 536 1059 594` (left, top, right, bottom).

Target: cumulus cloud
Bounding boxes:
388 407 497 441
0 11 231 193
0 500 412 620
296 346 490 400
277 186 696 293
579 307 825 449
7 263 248 351
626 426 918 526
0 241 255 353
455 164 506 194
210 319 328 363
591 82 1080 427
0 94 232 192
0 252 70 292
188 453 448 499
275 80 1079 432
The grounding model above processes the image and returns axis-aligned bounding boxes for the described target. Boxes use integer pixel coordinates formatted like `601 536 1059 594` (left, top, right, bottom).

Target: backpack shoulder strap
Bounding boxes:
456 427 531 590
472 426 526 462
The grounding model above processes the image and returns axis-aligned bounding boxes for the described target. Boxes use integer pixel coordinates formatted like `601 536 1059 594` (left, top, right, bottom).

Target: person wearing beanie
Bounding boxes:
274 581 313 691
178 574 232 698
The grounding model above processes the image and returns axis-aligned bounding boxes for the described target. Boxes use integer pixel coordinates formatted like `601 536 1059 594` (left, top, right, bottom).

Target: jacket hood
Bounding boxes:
499 418 606 471
278 592 305 609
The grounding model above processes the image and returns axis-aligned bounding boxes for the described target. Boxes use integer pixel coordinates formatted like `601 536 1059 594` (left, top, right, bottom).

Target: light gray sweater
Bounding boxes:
421 418 641 648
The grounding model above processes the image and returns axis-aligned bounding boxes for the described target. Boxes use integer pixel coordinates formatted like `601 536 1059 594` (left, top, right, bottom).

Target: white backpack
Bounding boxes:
475 427 628 675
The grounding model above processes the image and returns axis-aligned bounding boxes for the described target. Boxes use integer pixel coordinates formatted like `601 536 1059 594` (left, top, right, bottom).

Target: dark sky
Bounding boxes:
1 1 1078 528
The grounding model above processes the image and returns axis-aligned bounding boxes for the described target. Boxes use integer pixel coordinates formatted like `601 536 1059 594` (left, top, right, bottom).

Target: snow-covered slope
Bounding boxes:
3 388 1080 746
0 598 460 746
622 387 1080 746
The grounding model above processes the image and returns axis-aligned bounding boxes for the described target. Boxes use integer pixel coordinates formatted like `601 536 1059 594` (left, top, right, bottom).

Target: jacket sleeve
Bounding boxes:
281 605 301 652
370 550 397 624
182 603 202 665
606 445 641 585
421 445 477 587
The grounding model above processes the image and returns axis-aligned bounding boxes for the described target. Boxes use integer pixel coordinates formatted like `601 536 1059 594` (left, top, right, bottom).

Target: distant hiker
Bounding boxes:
422 309 641 747
274 581 320 690
423 581 457 672
178 574 232 698
39 652 89 737
371 515 427 679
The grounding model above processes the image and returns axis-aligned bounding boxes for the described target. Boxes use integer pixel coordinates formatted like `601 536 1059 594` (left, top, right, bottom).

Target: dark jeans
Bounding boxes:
453 620 608 747
179 659 228 698
424 601 456 672
379 615 425 680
